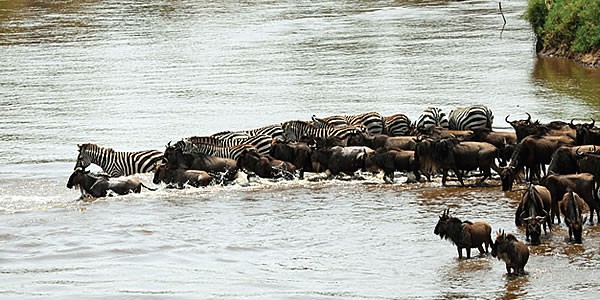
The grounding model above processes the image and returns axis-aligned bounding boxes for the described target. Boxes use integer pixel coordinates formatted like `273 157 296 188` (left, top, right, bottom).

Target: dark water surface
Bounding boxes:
1 0 600 298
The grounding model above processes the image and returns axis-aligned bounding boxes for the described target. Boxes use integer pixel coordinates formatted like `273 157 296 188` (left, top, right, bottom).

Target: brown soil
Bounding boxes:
539 47 600 68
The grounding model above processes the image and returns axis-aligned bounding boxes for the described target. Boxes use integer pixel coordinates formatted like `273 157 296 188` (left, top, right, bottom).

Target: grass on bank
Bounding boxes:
526 0 599 55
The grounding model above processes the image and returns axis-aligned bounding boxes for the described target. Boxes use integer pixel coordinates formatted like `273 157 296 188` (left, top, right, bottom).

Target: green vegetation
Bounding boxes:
526 0 599 64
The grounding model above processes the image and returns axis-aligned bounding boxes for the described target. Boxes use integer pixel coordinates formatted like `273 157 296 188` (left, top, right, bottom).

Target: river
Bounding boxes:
1 0 600 298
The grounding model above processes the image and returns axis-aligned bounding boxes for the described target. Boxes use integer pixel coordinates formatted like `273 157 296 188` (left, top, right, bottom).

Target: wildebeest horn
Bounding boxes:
591 118 595 127
505 115 511 124
571 119 576 126
535 216 546 221
526 112 531 123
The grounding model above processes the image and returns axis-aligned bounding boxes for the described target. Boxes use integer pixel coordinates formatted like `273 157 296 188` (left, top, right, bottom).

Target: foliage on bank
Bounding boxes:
526 0 600 66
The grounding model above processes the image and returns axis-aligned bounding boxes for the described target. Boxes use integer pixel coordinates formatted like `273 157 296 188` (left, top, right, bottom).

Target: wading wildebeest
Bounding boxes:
67 167 156 198
269 139 313 179
515 184 552 245
416 137 500 186
364 149 421 183
236 149 296 180
152 163 213 188
546 145 597 175
433 209 493 259
542 173 597 224
464 128 517 167
311 146 375 177
163 143 238 174
499 134 574 191
570 119 600 146
560 190 588 243
492 230 529 276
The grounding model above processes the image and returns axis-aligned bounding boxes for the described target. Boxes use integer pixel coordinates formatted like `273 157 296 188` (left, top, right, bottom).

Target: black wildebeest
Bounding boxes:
492 230 529 276
163 143 238 174
515 184 552 245
542 173 597 224
499 134 574 191
415 136 500 186
152 163 213 188
364 149 422 183
236 149 296 180
269 139 313 179
433 209 493 259
546 145 597 175
67 167 156 198
464 128 517 167
560 190 589 243
570 119 600 146
311 146 375 177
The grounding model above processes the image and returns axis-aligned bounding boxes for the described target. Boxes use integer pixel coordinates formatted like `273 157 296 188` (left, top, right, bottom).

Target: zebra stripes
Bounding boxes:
311 112 385 135
448 105 494 130
416 107 449 132
384 114 412 136
75 143 163 177
185 142 257 160
211 124 284 140
282 120 363 142
186 134 273 156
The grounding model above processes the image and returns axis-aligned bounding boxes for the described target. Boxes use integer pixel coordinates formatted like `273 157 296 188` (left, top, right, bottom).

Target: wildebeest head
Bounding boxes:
505 113 544 142
570 119 595 145
499 166 516 191
433 208 452 238
521 216 545 245
67 167 87 189
491 230 516 258
563 190 587 244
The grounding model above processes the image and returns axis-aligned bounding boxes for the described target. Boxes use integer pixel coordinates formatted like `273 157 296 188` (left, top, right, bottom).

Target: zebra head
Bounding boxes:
75 144 93 170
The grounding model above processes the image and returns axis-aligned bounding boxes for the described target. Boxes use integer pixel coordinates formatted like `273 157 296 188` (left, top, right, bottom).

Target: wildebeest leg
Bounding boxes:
477 245 485 256
455 169 465 187
506 265 512 275
457 247 463 259
465 247 471 259
442 169 448 186
568 226 573 242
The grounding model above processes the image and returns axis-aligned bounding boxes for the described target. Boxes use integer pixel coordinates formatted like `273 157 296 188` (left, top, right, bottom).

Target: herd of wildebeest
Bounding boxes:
67 105 600 276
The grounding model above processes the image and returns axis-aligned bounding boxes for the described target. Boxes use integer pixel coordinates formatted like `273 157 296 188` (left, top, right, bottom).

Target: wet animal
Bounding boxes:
67 167 156 198
433 209 493 259
492 231 529 276
75 143 163 177
560 190 588 243
152 163 213 188
514 184 551 245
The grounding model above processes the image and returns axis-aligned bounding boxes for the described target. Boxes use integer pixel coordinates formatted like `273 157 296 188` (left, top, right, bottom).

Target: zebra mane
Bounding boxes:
79 143 115 153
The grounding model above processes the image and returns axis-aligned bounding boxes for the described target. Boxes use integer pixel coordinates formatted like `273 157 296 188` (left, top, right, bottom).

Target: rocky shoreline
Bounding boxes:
539 47 600 68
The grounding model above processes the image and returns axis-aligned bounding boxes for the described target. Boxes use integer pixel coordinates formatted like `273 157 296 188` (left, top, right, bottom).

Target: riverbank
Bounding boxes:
526 0 600 67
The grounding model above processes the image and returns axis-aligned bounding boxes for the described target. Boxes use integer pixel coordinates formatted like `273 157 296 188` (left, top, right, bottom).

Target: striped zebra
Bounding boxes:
184 142 257 160
211 124 284 140
186 134 273 156
384 114 413 136
75 143 163 177
281 120 364 142
416 107 449 132
448 104 494 130
311 112 385 135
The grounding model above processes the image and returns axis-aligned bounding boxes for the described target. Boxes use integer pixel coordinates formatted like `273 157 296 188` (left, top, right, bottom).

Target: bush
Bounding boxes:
526 0 600 54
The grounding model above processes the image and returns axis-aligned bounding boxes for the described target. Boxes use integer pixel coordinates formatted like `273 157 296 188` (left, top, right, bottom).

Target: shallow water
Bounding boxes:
1 0 600 298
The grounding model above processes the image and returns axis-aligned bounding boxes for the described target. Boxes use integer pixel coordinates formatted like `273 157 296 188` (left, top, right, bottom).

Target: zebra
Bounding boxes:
186 134 273 156
281 120 364 142
415 107 450 133
311 112 385 135
184 142 258 160
75 143 163 177
211 124 284 140
384 114 413 136
448 104 494 130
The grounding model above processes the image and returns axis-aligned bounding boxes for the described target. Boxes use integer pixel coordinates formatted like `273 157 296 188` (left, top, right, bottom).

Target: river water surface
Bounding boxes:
1 0 600 298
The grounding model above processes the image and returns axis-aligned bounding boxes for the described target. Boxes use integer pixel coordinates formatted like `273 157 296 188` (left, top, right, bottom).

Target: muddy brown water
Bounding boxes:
1 0 600 298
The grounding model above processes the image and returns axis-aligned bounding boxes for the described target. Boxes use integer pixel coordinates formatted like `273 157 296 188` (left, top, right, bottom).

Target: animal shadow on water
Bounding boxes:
434 208 493 260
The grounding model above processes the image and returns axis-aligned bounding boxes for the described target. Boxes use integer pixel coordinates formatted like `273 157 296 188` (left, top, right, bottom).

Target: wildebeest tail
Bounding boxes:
141 183 158 191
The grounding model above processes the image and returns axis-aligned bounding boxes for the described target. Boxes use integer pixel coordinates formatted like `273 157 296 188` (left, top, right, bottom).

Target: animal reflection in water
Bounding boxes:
434 208 493 259
66 167 156 199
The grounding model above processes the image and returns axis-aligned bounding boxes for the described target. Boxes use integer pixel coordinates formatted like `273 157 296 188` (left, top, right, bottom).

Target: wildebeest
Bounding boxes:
364 149 421 183
269 139 313 179
415 136 500 186
499 134 574 191
163 143 238 174
311 146 375 177
236 149 296 179
464 128 517 167
515 184 552 245
67 167 156 198
152 163 213 188
433 209 493 259
506 113 575 143
542 173 597 224
560 190 589 243
491 230 529 276
347 132 417 151
546 145 597 175
570 119 600 146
